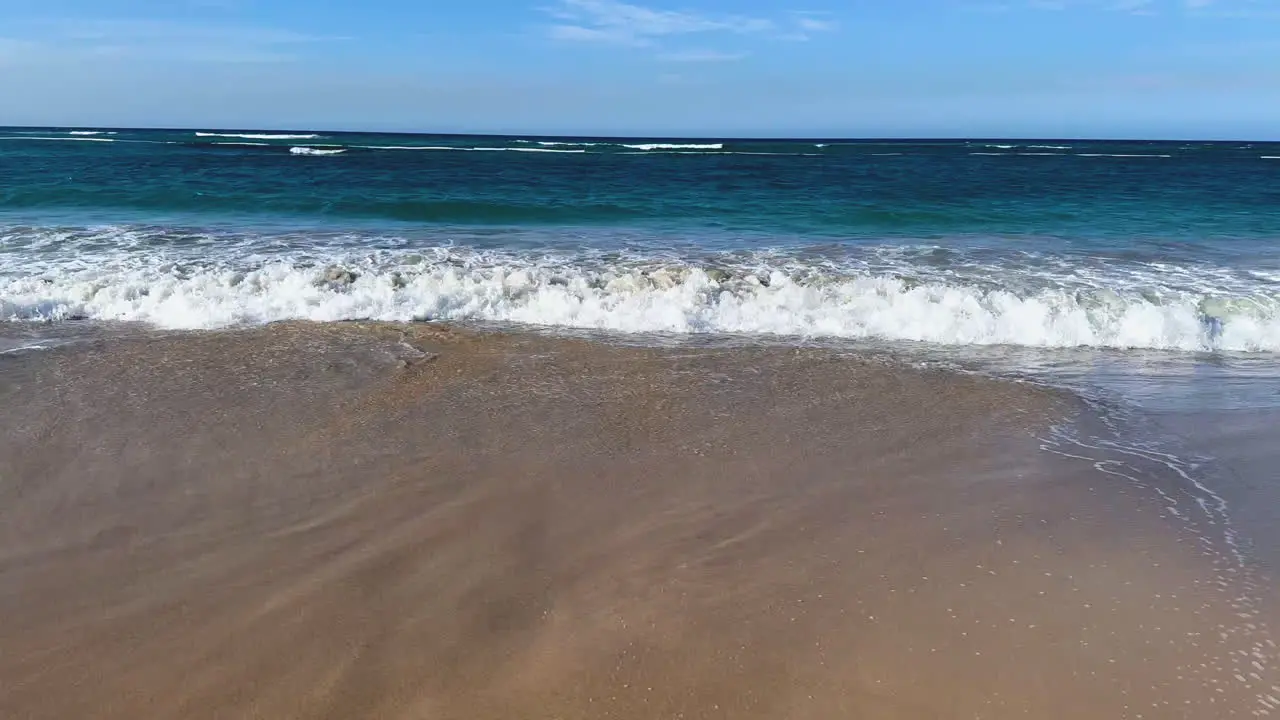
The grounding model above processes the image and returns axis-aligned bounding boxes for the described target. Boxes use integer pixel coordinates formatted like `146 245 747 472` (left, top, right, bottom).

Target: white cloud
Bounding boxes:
794 16 839 32
0 38 40 64
657 49 747 62
543 0 839 58
6 19 337 64
56 19 332 46
1111 0 1156 12
783 11 839 40
1012 0 1274 13
544 0 775 46
548 23 637 44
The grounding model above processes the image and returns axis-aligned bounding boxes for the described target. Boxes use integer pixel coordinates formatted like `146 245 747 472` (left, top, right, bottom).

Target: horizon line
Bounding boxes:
2 125 1277 144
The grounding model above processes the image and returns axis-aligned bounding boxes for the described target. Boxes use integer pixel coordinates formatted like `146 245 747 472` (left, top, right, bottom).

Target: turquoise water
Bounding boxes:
3 127 1280 352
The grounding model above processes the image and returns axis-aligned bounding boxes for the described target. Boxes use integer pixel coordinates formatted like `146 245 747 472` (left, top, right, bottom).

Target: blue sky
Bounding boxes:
1 0 1278 138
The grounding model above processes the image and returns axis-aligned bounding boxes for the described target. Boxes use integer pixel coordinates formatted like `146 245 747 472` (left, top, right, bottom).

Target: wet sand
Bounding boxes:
0 322 1276 719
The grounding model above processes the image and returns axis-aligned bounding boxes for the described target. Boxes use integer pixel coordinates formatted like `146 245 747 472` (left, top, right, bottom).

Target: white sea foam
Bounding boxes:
623 143 725 151
1076 153 1172 158
1 136 116 143
1263 156 1280 160
4 243 1278 352
493 147 586 153
357 145 584 153
197 132 321 140
620 151 808 157
290 146 346 156
0 344 48 355
362 145 459 151
536 141 601 147
68 130 116 136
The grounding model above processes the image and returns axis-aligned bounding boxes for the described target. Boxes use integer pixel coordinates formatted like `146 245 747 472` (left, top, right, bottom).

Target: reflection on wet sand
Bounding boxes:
0 322 1275 719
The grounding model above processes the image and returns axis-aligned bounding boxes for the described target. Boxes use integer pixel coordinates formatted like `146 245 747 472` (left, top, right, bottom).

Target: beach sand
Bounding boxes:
0 322 1276 719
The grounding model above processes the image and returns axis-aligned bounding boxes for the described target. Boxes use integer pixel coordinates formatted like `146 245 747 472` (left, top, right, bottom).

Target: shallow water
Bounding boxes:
2 323 1278 719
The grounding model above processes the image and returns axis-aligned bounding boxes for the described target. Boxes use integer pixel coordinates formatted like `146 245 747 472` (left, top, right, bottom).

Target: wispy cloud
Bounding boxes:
657 49 747 62
543 0 839 63
794 15 839 32
544 0 774 46
1184 0 1280 18
0 38 39 64
1112 0 1156 13
4 19 337 64
999 0 1275 14
783 11 839 40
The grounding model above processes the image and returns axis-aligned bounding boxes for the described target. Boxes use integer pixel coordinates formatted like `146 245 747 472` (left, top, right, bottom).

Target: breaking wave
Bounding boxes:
622 143 725 151
290 146 346 156
197 132 322 140
3 232 1278 352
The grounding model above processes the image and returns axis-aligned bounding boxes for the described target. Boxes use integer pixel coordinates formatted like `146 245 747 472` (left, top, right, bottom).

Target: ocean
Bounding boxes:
5 129 1280 445
3 128 1279 347
4 126 1280 716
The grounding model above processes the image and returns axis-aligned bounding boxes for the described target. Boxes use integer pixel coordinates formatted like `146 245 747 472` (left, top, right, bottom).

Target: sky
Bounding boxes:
0 0 1278 138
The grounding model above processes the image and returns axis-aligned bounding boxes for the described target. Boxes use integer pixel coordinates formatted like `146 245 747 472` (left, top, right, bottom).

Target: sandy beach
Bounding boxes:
1 323 1276 719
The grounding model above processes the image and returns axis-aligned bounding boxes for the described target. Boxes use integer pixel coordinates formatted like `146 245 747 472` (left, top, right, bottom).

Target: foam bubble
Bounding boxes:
361 145 459 151
623 143 725 151
197 132 322 140
1076 153 1172 158
1 136 115 143
4 239 1278 352
479 147 586 153
289 146 346 156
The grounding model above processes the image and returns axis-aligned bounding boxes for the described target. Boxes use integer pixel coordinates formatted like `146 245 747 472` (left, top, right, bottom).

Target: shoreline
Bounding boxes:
1 322 1276 718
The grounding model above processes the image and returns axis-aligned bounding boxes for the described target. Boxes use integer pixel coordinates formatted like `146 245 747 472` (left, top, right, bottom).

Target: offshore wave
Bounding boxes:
196 132 322 140
623 143 724 150
1076 153 1172 158
11 132 1274 161
971 151 1172 159
3 236 1278 351
1 136 117 143
290 146 346 156
533 141 603 147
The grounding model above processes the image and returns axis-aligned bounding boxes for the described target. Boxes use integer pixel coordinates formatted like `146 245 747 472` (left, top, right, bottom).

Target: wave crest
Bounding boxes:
623 143 725 151
4 245 1278 352
290 146 345 156
197 132 322 140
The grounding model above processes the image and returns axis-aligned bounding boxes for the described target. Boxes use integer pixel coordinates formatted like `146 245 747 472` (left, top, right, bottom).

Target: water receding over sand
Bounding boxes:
0 322 1276 719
